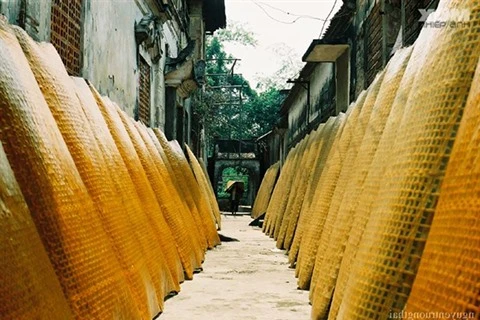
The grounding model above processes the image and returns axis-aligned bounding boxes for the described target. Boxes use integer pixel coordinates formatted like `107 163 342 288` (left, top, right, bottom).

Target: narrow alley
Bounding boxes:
161 214 311 320
2 0 480 319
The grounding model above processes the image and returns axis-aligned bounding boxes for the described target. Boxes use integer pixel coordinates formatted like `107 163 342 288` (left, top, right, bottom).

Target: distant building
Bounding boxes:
0 0 226 154
260 0 439 169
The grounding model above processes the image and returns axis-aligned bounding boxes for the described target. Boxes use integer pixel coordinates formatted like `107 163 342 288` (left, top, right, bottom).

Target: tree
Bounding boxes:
244 87 285 137
193 21 286 153
214 21 258 47
255 43 304 91
197 36 255 141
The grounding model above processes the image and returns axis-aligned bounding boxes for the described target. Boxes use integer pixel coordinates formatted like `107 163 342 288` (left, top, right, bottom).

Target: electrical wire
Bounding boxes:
319 0 339 38
251 0 350 27
258 1 326 21
251 1 301 24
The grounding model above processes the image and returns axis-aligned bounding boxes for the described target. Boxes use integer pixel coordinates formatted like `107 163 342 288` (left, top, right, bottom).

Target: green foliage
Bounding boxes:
256 43 305 91
243 87 284 137
193 22 285 152
218 167 249 199
214 21 258 47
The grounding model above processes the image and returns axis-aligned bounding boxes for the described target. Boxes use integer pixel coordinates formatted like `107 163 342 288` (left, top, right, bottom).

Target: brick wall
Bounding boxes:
404 0 439 46
138 57 151 126
353 1 383 95
352 0 432 97
355 29 366 98
365 1 383 87
50 0 83 76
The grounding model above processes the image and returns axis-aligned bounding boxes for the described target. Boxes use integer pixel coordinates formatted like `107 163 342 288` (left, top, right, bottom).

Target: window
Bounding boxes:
50 0 83 76
138 57 151 126
365 2 382 87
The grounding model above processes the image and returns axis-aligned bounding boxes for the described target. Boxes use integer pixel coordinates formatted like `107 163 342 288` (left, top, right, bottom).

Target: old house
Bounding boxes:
0 0 226 152
261 0 440 169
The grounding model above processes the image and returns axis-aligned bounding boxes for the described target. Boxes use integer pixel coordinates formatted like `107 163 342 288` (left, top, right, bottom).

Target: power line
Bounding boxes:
251 0 351 27
258 1 326 21
250 1 301 24
319 0 338 38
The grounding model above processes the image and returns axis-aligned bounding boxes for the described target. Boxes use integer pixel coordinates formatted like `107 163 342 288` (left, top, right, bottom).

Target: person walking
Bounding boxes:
228 181 244 215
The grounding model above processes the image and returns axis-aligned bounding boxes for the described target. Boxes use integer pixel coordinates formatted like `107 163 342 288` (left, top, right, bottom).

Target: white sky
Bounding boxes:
222 0 342 89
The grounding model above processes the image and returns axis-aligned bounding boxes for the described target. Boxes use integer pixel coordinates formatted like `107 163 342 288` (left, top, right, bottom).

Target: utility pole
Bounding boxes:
203 57 244 137
239 83 243 157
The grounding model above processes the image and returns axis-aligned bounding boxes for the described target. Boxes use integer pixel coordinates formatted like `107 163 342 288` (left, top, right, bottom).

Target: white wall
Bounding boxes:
0 0 51 41
287 62 334 146
1 0 194 131
288 90 308 145
310 63 334 122
82 0 145 118
81 0 185 128
0 0 21 26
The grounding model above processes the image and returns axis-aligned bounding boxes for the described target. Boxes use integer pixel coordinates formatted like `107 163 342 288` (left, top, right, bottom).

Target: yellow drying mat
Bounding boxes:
117 109 199 281
185 144 222 231
276 132 316 248
338 2 480 318
0 20 140 319
251 162 280 219
155 130 220 248
136 122 205 272
199 156 223 230
293 104 360 276
281 126 324 251
169 139 221 248
296 73 384 290
265 143 300 239
74 78 177 313
310 46 413 319
14 26 159 319
329 26 435 319
154 129 209 250
95 94 184 293
0 143 73 319
262 146 297 236
272 138 309 241
404 57 480 318
288 114 346 266
145 127 207 257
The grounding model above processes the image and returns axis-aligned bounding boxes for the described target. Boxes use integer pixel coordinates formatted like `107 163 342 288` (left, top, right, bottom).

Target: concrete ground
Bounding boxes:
160 213 311 320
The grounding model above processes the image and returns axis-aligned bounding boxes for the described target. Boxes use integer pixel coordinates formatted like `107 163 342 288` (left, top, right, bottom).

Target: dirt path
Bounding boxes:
160 214 311 320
